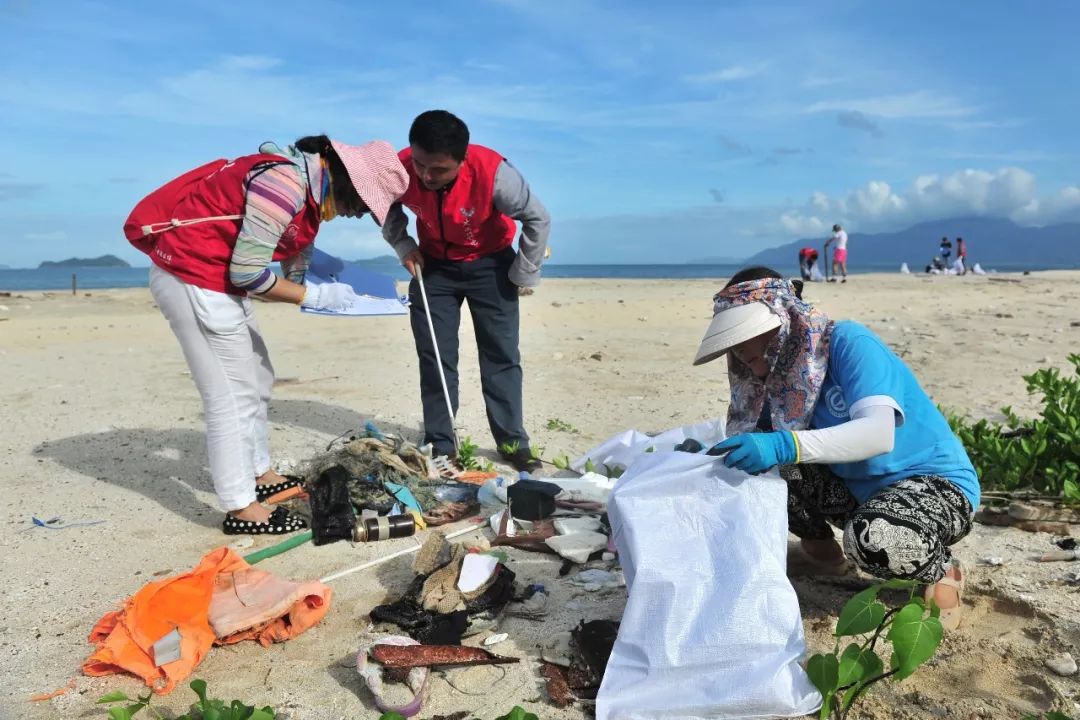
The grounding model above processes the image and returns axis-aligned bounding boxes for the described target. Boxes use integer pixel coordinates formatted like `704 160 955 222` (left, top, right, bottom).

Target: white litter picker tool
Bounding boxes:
415 271 460 478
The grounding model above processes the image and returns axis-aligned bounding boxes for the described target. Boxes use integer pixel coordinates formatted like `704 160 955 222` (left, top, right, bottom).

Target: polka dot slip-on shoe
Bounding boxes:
255 476 303 502
222 506 308 535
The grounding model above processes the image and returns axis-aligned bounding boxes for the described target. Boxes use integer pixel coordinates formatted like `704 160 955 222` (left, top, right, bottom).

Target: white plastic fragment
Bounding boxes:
545 532 609 564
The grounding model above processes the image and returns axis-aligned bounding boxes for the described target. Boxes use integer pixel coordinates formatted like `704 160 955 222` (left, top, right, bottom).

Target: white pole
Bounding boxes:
319 524 481 583
416 271 459 451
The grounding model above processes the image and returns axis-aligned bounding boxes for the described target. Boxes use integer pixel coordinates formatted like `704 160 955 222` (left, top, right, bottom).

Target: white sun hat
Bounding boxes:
692 301 782 366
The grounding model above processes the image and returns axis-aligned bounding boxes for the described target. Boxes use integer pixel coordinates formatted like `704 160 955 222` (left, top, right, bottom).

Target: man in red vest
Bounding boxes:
383 110 550 471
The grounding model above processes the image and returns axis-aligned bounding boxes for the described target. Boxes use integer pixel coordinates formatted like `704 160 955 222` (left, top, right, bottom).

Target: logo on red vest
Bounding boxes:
459 207 479 246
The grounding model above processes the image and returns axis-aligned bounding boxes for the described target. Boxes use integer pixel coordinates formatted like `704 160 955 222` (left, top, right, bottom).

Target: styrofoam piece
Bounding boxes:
545 531 609 564
554 516 602 535
457 553 499 593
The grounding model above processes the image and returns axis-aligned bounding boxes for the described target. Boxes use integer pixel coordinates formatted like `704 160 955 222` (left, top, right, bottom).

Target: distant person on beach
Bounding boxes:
939 237 952 266
383 110 550 472
824 223 848 283
124 136 408 535
797 247 820 281
956 237 968 274
693 266 979 630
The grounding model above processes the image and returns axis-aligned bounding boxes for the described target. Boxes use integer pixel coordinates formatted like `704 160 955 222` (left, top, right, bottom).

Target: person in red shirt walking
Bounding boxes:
383 110 551 471
126 136 408 534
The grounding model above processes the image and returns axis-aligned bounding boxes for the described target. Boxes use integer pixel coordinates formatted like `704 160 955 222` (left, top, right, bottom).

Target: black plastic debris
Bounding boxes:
308 466 356 546
507 479 561 520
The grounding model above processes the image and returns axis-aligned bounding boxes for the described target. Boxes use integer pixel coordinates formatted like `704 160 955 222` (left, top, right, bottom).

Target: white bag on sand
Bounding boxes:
571 418 726 473
598 452 821 720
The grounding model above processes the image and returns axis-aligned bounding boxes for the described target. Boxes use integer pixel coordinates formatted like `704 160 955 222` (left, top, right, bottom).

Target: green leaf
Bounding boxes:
1044 712 1074 720
379 713 407 720
98 691 133 704
841 651 884 711
107 708 135 720
887 602 943 680
249 710 277 720
584 458 597 473
878 578 919 591
494 707 539 720
835 586 886 636
189 679 209 706
837 642 882 687
805 652 840 694
229 699 256 719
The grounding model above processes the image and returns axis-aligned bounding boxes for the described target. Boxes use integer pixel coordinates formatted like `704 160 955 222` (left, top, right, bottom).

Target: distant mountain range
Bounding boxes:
39 254 131 269
744 217 1080 268
348 254 400 266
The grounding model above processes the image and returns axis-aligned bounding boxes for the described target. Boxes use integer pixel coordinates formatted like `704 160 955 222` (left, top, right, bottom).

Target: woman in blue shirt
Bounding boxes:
694 267 979 630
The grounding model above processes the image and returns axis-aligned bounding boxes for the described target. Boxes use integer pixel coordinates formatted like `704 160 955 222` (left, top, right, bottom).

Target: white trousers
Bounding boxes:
150 265 274 511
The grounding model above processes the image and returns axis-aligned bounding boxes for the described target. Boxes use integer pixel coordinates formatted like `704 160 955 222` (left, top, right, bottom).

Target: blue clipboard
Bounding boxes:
301 248 408 316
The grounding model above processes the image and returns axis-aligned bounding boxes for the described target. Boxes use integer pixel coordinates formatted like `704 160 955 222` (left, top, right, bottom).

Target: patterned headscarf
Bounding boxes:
717 277 834 434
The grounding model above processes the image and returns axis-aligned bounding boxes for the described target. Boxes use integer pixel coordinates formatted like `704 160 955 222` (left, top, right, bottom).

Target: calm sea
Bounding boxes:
0 261 1073 292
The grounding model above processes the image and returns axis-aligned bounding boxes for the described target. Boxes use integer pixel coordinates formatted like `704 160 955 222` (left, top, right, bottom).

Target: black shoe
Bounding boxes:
255 475 303 502
223 506 308 535
501 447 542 473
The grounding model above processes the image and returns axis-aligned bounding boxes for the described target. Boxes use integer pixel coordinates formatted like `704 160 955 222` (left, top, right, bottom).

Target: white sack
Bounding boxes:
597 451 820 720
571 418 727 473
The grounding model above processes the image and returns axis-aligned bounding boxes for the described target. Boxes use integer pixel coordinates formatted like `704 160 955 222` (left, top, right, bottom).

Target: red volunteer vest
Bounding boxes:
124 154 320 295
397 144 517 261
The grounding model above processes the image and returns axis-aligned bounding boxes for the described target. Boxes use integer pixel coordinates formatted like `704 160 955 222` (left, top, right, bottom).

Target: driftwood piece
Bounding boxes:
975 508 1075 535
1008 501 1080 523
369 643 520 669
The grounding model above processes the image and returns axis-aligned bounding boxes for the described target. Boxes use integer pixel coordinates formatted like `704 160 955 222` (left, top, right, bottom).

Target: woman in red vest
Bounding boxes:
126 136 408 534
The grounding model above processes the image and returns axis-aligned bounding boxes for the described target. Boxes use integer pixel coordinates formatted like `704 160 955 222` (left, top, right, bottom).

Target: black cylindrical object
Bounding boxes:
353 514 416 542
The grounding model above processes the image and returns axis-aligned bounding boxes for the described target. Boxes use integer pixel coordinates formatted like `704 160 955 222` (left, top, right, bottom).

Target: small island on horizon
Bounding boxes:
38 254 131 269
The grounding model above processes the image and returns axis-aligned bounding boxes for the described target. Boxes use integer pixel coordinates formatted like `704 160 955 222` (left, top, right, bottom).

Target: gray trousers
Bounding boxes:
409 247 528 454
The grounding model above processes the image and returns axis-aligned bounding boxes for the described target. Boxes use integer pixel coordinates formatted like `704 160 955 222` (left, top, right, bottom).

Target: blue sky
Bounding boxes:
1 0 1077 267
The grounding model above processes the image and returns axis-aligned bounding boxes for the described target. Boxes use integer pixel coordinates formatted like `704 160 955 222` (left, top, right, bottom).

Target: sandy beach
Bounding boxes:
3 271 1080 719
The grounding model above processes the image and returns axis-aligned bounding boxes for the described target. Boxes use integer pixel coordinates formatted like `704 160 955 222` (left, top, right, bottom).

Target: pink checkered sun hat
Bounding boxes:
330 139 409 225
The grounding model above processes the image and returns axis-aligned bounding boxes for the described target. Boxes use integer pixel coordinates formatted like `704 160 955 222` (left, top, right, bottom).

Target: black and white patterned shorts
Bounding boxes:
781 464 973 583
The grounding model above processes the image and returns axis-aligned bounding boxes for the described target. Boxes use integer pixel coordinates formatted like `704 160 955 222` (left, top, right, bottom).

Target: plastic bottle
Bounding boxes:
352 514 416 542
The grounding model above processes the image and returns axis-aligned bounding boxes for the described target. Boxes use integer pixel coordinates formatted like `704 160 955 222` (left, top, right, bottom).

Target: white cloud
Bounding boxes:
684 63 767 84
780 212 827 236
810 191 830 212
803 90 977 119
778 167 1080 236
1012 185 1080 225
802 75 847 89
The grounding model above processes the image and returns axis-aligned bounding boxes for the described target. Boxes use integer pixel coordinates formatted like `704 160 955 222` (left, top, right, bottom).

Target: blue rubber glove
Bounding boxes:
708 431 797 474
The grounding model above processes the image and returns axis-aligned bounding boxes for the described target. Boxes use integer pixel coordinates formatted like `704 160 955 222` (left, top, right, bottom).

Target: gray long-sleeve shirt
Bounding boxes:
381 159 551 287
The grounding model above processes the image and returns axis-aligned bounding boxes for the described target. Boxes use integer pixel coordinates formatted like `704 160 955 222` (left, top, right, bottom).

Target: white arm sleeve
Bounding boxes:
793 404 897 464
